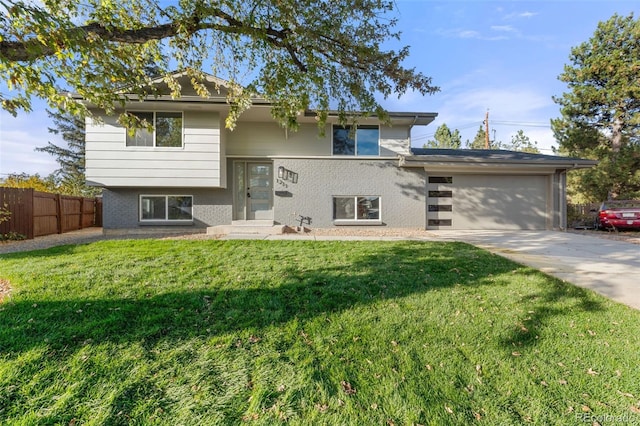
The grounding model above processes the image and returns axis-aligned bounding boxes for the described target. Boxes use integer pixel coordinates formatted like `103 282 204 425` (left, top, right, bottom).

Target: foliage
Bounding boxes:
0 231 26 241
465 125 501 149
425 125 539 152
35 110 101 197
0 204 26 241
505 129 540 153
552 13 640 201
1 239 639 424
0 173 57 193
566 202 599 229
0 203 9 224
0 0 439 130
423 123 462 149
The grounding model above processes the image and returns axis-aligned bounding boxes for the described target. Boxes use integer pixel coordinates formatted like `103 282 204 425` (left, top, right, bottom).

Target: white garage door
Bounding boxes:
427 174 549 230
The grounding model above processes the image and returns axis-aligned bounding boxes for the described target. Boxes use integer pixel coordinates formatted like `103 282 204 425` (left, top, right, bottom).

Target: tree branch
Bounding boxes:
0 8 307 71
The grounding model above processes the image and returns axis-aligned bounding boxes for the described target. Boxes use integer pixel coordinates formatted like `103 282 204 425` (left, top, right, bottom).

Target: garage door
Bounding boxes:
427 174 549 230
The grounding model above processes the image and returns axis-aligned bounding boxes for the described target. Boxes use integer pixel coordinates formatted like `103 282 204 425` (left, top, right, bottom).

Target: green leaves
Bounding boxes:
0 0 438 129
553 13 640 201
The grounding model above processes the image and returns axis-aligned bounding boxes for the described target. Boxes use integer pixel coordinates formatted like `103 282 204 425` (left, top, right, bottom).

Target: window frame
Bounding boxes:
139 194 193 222
332 125 380 156
332 195 382 225
126 111 184 148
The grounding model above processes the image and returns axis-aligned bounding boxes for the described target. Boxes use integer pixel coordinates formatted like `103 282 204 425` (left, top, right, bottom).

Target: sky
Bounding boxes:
0 0 639 177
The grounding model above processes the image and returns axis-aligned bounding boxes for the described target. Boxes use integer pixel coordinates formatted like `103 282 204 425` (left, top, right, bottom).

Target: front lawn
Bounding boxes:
1 240 639 424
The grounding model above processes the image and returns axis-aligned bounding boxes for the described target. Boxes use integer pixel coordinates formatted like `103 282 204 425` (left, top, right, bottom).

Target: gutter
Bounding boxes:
399 155 598 169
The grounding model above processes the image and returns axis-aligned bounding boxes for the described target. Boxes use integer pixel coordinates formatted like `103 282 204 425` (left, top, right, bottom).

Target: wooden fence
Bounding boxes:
0 188 102 240
567 203 599 229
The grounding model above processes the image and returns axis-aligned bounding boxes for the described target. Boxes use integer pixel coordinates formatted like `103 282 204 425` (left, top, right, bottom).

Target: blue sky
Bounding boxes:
0 0 638 177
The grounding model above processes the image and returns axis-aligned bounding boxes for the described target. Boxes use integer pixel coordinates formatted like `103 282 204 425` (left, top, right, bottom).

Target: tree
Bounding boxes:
35 110 101 197
505 130 540 153
552 13 640 201
465 125 501 149
0 0 438 130
423 123 462 149
0 173 57 192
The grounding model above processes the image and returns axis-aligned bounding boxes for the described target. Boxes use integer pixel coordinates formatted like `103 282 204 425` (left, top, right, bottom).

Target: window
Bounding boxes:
140 195 193 221
333 196 380 222
428 219 452 227
127 112 183 147
428 204 452 212
428 176 453 184
428 190 453 198
332 125 379 156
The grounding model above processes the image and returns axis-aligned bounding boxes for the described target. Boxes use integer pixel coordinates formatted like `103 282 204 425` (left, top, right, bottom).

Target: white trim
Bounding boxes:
232 161 274 221
125 110 185 149
332 195 382 224
139 194 193 222
331 125 380 156
225 155 398 160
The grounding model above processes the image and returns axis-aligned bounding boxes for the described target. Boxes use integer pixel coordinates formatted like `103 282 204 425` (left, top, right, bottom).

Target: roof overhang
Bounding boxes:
399 150 598 174
303 110 438 126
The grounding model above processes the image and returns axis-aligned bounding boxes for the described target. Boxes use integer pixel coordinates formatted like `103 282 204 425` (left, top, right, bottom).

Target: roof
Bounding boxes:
303 110 438 126
72 70 437 125
400 148 598 170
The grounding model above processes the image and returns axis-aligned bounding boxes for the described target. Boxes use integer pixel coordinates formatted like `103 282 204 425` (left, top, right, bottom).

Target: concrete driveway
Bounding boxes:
434 230 640 311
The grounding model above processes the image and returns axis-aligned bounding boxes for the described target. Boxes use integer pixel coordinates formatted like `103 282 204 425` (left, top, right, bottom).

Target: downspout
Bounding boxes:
558 169 568 231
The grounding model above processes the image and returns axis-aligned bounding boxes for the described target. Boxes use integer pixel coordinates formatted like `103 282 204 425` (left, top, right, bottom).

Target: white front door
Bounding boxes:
233 161 274 221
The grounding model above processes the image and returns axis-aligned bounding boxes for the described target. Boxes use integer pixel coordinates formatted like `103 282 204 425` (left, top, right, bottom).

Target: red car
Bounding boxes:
596 200 640 230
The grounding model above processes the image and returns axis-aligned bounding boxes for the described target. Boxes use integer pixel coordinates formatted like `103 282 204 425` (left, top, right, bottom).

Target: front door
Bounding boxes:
233 161 274 221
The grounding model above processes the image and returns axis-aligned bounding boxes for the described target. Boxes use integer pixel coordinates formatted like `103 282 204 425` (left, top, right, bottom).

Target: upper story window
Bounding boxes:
126 111 183 147
332 125 379 156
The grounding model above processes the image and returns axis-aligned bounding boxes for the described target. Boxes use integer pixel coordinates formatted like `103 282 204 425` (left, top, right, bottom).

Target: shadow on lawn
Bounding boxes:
0 240 605 355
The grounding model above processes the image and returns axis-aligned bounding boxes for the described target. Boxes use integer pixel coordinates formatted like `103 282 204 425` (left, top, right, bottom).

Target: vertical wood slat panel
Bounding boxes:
0 188 34 239
1 188 101 239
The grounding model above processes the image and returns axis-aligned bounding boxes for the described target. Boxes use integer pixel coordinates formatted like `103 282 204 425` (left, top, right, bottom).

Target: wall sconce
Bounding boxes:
278 166 285 179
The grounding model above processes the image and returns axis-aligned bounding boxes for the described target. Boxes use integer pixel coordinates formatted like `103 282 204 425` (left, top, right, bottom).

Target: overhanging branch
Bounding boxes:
0 8 307 71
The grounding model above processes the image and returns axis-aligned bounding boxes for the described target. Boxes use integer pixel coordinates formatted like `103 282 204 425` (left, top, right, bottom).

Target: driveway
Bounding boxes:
434 230 640 311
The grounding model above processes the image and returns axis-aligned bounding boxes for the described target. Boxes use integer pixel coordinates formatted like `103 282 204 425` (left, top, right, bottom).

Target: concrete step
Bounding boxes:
207 224 288 235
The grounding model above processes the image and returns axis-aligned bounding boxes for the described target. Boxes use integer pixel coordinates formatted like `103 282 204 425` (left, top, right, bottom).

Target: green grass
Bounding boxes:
1 239 639 425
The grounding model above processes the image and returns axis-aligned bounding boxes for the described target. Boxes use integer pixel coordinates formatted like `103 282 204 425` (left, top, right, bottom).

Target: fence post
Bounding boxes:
56 194 63 234
79 197 84 229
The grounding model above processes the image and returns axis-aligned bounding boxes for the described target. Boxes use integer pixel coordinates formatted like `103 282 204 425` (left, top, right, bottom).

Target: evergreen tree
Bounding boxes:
552 13 640 201
35 110 100 196
505 130 540 153
423 124 462 149
465 126 501 149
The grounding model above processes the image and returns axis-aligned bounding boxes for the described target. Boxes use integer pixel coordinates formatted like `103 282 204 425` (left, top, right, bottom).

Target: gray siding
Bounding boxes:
272 159 426 228
102 158 427 232
226 122 329 156
226 123 412 157
102 187 232 231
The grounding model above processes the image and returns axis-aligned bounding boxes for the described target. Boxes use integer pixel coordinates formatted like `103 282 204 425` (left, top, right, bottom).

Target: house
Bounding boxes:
82 73 596 234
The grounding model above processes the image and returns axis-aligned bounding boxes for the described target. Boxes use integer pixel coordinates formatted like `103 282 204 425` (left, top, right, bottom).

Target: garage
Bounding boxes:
399 148 598 231
427 174 549 230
